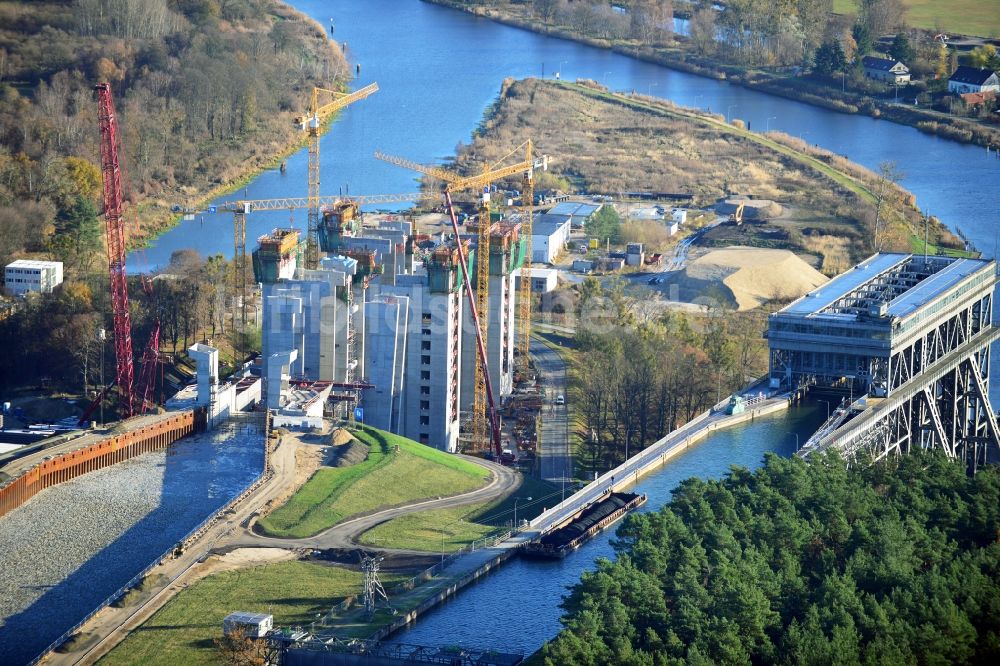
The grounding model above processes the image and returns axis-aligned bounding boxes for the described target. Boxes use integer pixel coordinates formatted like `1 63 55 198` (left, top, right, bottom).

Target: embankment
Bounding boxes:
0 411 195 519
422 0 1000 149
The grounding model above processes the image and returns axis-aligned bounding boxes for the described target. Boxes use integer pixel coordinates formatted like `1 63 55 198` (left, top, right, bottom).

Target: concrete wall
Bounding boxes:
383 276 462 452
362 297 409 432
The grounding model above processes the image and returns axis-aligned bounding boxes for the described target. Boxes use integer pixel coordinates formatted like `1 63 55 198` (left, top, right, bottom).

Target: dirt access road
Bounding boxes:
49 432 517 665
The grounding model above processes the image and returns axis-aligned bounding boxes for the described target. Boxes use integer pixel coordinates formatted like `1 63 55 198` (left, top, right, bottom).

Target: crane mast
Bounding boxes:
518 140 534 361
375 147 546 458
95 83 137 417
472 167 492 453
304 83 378 269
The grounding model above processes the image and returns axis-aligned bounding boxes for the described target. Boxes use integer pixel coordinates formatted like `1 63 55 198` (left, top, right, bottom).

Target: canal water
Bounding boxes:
131 0 1000 273
122 0 998 654
394 404 826 655
0 429 262 664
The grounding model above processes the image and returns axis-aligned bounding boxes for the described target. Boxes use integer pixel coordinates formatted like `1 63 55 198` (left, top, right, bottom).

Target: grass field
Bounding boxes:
832 0 1000 37
358 475 562 552
256 426 489 539
100 562 370 666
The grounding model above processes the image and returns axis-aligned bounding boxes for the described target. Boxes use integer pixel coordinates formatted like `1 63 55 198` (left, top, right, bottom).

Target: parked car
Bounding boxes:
555 394 565 405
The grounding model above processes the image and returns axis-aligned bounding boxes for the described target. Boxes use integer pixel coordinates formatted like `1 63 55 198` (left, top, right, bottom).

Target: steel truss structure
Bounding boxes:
770 253 1000 470
814 328 1000 471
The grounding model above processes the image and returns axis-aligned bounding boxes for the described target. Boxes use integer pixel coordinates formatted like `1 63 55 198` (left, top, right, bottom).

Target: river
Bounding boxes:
127 0 998 655
130 0 1000 273
391 405 825 655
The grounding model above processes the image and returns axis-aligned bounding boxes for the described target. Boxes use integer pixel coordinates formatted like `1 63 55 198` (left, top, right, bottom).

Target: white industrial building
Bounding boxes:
530 215 571 264
379 263 465 453
519 267 559 293
4 260 63 296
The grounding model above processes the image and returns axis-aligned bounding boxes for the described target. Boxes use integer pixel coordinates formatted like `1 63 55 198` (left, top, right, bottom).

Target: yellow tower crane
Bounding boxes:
219 191 435 329
375 146 547 454
298 82 379 269
518 139 534 363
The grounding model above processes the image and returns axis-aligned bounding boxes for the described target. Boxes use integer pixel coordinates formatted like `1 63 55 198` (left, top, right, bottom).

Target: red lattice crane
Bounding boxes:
79 83 160 425
95 83 136 418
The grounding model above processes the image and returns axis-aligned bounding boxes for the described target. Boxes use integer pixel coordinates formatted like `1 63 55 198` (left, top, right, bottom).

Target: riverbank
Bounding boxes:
423 0 1000 150
458 77 963 267
129 2 351 250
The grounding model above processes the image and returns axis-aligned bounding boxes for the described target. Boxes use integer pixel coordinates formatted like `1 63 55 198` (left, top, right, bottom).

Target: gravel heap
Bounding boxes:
0 428 263 664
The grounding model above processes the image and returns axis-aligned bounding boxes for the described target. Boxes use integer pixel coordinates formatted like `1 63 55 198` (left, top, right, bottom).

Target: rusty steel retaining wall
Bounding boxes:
0 411 196 519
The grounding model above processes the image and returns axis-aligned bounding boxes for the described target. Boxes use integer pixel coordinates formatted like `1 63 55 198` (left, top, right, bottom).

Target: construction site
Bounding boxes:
0 77 555 664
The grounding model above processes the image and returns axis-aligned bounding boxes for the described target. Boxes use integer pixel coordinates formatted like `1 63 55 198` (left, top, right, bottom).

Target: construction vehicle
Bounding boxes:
79 84 161 426
729 200 746 225
297 83 379 270
375 147 547 460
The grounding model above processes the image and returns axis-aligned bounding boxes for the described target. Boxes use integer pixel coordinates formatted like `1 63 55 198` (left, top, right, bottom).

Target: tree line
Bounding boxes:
570 277 767 473
538 451 1000 664
0 0 346 273
0 249 239 398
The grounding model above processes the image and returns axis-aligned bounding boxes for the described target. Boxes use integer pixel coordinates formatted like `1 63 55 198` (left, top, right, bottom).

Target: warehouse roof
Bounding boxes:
5 259 62 270
547 201 601 218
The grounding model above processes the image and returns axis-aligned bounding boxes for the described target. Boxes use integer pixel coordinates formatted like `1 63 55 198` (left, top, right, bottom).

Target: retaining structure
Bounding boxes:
0 411 196 519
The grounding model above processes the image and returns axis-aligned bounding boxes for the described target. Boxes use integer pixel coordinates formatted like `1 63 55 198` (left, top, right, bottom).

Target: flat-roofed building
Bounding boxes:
4 260 63 296
769 253 996 396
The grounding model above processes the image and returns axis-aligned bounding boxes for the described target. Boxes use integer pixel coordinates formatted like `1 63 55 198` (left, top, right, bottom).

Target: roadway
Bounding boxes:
530 337 572 486
53 436 519 665
226 455 519 552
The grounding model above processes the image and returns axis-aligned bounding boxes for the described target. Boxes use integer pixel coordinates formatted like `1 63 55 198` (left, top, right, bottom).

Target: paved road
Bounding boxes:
54 429 299 666
531 338 571 485
226 455 519 552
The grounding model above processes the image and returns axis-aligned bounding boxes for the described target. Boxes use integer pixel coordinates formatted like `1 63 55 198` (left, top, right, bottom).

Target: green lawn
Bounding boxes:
256 426 489 539
359 475 562 552
833 0 1000 37
100 562 366 666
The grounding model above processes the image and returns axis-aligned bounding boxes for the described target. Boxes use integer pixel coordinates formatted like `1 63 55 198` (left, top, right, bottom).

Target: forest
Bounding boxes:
0 0 345 397
567 277 768 473
536 452 1000 665
0 0 347 269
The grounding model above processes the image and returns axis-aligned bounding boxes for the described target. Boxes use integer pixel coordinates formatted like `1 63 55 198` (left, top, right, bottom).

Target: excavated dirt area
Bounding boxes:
0 428 263 665
669 246 828 310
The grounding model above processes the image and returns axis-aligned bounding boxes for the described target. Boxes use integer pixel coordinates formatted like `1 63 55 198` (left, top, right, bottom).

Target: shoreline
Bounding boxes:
421 0 1000 150
130 1 351 255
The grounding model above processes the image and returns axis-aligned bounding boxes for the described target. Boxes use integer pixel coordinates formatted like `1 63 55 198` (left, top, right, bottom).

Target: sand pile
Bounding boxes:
671 247 827 310
324 432 368 468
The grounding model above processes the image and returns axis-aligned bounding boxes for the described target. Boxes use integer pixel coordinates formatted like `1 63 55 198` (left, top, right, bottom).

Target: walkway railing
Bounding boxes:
30 412 273 665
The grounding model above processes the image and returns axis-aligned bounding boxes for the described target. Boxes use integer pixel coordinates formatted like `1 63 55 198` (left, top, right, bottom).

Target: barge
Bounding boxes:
522 491 647 559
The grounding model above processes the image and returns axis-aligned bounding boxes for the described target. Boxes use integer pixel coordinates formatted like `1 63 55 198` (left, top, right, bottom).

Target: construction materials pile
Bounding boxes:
668 247 827 311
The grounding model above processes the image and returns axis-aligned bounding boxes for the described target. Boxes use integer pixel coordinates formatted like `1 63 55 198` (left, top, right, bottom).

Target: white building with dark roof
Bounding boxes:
948 66 1000 95
530 215 571 264
862 56 910 84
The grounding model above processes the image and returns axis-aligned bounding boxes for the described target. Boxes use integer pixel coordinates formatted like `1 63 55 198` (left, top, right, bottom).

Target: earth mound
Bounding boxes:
670 247 827 310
